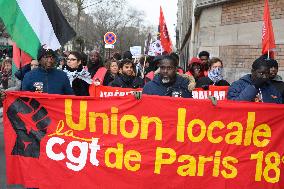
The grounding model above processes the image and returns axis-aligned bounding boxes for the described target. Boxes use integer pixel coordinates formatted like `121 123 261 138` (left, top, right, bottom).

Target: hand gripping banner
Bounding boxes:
3 91 284 188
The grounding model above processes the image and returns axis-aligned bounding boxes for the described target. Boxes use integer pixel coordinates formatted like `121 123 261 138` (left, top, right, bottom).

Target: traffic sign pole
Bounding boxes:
104 32 117 59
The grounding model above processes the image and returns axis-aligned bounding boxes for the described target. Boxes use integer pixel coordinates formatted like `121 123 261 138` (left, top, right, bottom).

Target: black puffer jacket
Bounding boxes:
109 74 144 88
103 71 117 86
271 75 284 103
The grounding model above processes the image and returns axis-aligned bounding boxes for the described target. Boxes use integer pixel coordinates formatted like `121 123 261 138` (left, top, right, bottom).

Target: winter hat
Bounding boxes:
37 46 56 60
188 57 202 66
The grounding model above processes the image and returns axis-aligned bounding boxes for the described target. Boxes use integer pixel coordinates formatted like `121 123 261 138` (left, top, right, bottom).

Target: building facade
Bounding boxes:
177 0 284 82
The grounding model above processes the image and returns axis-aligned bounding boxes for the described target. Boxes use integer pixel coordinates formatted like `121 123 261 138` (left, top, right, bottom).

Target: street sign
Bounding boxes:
105 44 114 49
104 32 117 45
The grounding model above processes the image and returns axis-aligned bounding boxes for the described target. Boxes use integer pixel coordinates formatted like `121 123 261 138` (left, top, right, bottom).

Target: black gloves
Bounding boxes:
252 78 268 89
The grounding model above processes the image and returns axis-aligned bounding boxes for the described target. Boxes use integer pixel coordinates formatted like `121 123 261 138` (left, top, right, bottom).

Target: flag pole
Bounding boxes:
142 56 147 78
19 48 23 90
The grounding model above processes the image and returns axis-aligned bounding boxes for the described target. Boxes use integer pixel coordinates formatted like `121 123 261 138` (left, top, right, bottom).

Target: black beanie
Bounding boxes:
37 47 56 60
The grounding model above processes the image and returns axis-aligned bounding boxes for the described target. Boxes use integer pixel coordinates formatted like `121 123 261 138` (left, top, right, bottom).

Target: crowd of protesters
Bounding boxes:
0 47 283 105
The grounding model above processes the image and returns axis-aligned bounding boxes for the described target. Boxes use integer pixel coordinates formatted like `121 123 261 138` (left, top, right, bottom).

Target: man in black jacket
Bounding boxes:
143 55 192 98
87 51 104 77
109 59 144 88
268 57 284 103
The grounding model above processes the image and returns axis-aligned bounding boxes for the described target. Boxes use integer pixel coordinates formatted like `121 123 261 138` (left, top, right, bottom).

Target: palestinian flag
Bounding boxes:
0 0 76 59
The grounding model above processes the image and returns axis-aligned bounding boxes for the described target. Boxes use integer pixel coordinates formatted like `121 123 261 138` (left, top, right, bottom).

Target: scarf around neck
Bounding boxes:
63 65 93 87
208 68 223 84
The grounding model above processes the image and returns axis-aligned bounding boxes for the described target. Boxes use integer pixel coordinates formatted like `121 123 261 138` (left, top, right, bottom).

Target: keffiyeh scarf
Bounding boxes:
63 67 93 87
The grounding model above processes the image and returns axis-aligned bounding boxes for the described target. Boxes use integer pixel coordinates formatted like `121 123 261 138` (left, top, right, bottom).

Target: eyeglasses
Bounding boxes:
159 66 175 71
67 58 77 61
42 55 54 59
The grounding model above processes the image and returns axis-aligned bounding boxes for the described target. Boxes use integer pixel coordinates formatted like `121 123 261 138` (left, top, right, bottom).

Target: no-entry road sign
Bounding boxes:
104 32 117 45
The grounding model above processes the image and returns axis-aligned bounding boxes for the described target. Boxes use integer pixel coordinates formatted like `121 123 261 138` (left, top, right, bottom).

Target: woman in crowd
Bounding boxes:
8 59 40 91
185 57 204 82
30 59 39 70
63 51 92 96
0 58 17 90
57 56 66 69
103 59 119 86
196 57 230 88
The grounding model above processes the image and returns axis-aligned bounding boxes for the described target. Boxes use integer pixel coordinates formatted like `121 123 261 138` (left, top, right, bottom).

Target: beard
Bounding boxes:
161 77 171 84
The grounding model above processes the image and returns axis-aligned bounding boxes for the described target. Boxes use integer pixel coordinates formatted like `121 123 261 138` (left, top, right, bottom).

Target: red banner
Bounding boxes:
89 85 142 97
3 92 284 189
193 86 229 100
90 85 229 100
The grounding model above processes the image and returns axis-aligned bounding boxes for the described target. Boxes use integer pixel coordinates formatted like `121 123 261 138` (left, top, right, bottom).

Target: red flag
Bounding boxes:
159 6 172 54
262 0 276 59
12 43 32 68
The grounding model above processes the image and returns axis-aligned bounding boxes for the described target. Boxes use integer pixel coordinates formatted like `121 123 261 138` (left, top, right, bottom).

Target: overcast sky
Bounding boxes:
127 0 178 45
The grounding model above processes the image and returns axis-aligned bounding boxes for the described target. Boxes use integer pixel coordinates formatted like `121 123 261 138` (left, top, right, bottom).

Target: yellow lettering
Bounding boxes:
105 143 123 169
177 155 196 176
176 108 186 142
124 150 141 172
213 151 222 177
221 156 238 178
187 119 206 142
120 115 139 138
244 112 255 146
225 122 243 145
111 107 118 135
154 147 176 174
197 155 213 176
89 112 109 133
253 124 271 147
207 121 225 144
140 116 162 140
65 99 87 131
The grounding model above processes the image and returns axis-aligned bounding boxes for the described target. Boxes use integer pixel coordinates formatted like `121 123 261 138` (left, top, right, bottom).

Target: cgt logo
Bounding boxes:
7 97 51 158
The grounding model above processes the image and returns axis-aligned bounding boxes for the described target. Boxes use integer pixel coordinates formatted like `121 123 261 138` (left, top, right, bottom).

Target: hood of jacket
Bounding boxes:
271 75 283 82
239 74 253 84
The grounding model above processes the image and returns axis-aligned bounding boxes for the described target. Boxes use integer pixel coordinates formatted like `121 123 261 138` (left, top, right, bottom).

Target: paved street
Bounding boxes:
0 111 24 189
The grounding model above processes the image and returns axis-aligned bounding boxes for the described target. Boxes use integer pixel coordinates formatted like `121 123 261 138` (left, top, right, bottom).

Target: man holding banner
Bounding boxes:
143 55 192 98
228 55 282 103
22 47 73 95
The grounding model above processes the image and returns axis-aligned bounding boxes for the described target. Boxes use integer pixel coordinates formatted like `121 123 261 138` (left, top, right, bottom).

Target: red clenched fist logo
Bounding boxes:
7 97 51 158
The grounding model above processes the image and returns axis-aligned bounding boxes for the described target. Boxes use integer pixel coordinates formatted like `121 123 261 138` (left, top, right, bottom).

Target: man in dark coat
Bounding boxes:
22 48 73 95
268 57 284 103
228 55 282 103
109 59 144 88
87 51 104 78
143 55 192 98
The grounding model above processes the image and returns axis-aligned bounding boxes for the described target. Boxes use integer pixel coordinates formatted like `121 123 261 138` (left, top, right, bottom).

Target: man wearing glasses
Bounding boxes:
22 47 73 95
228 55 282 103
143 55 192 98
